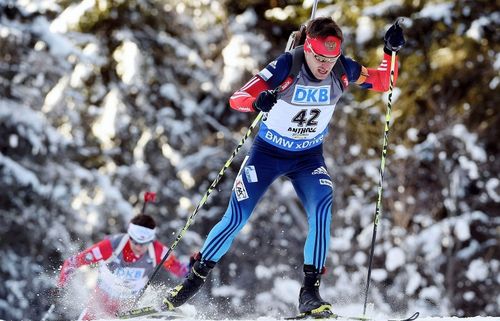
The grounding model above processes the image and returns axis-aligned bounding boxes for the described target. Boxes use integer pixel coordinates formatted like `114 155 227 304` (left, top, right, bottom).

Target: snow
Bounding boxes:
494 53 500 71
465 12 500 41
160 83 182 102
416 2 453 24
453 219 470 242
113 40 143 86
394 144 410 159
356 17 375 45
0 153 40 188
212 284 246 299
34 16 78 57
418 286 441 305
90 311 500 321
371 268 388 282
156 32 205 68
385 247 405 272
362 0 403 17
219 9 270 92
271 278 300 304
49 0 95 33
43 76 69 113
405 265 422 296
485 178 500 202
465 259 489 282
406 128 419 142
465 17 488 40
451 124 487 162
2 0 498 320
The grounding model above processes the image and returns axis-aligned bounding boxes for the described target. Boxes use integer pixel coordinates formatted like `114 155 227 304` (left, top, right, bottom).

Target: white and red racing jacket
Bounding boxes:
58 234 188 299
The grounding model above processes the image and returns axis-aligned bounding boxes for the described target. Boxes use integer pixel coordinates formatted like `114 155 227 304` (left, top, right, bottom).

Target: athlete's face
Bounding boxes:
130 238 151 256
304 46 340 80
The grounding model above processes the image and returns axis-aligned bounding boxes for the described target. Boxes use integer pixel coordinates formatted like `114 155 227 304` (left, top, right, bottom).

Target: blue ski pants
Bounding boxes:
200 139 333 271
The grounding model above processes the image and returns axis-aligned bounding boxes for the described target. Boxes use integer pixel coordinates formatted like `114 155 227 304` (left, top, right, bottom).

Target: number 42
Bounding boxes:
291 109 321 127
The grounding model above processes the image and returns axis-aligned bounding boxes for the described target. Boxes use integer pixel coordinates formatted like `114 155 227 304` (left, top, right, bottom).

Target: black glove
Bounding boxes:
384 19 406 54
253 89 278 112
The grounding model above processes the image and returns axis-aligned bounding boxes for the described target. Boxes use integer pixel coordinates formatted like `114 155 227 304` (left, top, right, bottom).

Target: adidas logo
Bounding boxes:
312 166 328 176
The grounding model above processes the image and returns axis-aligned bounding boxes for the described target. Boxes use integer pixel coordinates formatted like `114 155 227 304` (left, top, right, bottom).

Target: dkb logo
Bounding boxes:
292 85 330 105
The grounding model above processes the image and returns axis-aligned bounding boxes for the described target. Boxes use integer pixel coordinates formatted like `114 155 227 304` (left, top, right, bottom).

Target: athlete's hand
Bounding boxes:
253 89 278 112
384 19 406 53
58 264 76 287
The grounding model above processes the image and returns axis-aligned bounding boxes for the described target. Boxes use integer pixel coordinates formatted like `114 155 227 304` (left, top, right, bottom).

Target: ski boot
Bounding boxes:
298 265 334 318
161 254 216 311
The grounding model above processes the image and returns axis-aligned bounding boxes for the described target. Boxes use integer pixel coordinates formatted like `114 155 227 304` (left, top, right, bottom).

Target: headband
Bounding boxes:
305 34 342 57
128 223 156 244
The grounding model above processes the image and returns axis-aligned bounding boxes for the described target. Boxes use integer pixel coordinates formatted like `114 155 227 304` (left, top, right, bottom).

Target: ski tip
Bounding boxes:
116 306 158 319
388 311 420 321
284 311 419 321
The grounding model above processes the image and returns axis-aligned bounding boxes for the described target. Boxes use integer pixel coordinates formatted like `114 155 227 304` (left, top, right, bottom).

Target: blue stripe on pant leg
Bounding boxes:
319 196 331 269
201 196 242 261
313 195 332 269
204 197 243 260
314 210 321 269
299 184 333 270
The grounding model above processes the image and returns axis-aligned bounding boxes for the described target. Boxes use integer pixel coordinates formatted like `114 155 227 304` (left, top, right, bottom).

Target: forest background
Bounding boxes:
0 0 498 320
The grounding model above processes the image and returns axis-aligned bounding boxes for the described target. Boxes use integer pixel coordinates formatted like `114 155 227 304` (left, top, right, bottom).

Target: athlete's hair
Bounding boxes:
130 214 156 229
306 17 343 41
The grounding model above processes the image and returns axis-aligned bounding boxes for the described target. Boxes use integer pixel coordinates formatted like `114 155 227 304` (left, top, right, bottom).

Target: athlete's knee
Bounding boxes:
318 178 334 194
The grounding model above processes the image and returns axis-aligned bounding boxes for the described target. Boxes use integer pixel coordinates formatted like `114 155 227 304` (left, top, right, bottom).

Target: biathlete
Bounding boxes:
161 16 406 317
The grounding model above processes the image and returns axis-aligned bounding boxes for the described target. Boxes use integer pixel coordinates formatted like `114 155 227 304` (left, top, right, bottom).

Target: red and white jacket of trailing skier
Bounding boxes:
58 233 188 299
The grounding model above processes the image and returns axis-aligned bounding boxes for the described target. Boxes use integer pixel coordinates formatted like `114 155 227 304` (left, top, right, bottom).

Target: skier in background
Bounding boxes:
58 214 189 320
162 16 406 317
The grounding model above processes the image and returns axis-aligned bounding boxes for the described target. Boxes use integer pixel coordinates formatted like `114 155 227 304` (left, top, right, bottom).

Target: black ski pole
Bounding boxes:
362 19 402 317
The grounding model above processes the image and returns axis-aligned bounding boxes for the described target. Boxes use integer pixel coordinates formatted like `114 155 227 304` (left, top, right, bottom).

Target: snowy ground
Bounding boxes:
95 316 499 321
91 303 499 321
39 272 499 321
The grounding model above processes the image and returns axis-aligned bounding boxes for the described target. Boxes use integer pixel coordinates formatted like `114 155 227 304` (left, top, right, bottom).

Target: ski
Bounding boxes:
388 312 420 321
285 311 419 321
284 311 338 320
117 306 186 319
